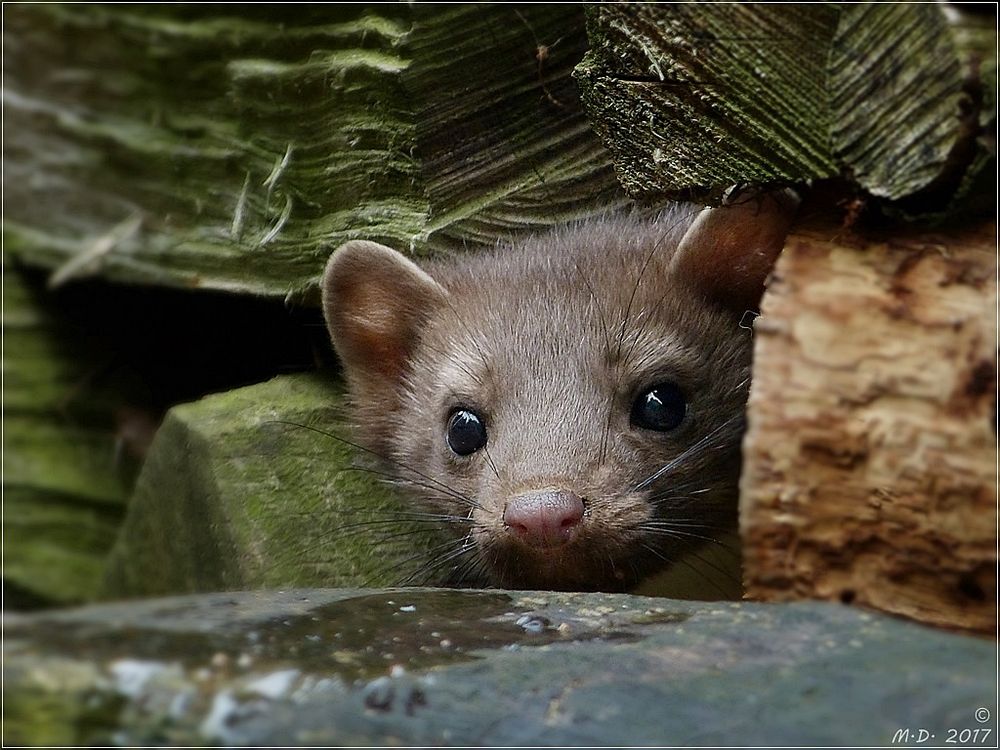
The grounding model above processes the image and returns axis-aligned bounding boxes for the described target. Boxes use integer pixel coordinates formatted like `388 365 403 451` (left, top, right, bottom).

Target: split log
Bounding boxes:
575 3 995 216
101 373 447 598
741 221 997 634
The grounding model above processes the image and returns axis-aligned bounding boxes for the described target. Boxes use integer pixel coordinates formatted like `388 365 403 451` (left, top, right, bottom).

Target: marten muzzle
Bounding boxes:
502 490 585 549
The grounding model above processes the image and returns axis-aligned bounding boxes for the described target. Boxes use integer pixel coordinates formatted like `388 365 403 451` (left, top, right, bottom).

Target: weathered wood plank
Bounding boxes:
3 5 622 299
741 221 997 634
2 266 129 606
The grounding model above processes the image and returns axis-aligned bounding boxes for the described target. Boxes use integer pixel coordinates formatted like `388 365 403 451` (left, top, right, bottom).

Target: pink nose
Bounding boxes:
503 490 585 548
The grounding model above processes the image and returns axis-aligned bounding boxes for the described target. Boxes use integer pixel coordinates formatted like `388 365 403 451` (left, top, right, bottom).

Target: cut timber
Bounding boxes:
741 221 997 635
101 373 447 598
3 5 621 299
575 4 995 214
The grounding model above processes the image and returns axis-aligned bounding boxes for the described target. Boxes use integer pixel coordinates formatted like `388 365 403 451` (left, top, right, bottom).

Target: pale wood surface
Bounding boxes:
741 221 997 634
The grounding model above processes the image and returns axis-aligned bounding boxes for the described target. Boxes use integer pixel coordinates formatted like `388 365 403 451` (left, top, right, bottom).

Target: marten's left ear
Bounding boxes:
672 189 799 316
321 240 448 396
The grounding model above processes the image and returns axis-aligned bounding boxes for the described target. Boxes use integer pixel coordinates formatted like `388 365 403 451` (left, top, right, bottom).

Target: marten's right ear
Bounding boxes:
322 240 448 388
672 189 799 316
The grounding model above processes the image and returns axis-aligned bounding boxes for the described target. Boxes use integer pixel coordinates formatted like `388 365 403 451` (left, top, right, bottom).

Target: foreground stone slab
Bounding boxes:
5 588 995 746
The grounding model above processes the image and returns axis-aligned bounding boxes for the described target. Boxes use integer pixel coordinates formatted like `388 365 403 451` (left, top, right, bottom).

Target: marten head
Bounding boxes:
322 194 796 592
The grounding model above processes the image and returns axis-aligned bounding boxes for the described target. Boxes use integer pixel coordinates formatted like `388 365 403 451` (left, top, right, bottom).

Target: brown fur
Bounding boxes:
323 199 794 592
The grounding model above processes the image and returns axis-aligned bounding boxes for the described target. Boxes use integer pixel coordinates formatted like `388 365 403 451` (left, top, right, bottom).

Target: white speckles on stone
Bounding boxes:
168 689 197 720
525 621 545 634
199 690 241 739
245 669 300 700
109 659 176 699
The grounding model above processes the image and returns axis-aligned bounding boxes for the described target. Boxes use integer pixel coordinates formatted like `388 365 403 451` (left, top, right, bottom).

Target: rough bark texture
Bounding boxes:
741 221 997 635
3 5 622 299
575 3 995 215
101 373 448 599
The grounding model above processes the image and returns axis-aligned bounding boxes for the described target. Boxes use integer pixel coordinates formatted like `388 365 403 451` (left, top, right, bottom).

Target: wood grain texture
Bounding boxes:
741 222 997 634
575 3 995 213
3 5 622 298
829 4 965 199
2 267 129 606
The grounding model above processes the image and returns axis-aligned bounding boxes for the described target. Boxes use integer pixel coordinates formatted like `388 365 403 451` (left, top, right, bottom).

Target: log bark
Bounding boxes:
741 221 997 635
575 3 995 217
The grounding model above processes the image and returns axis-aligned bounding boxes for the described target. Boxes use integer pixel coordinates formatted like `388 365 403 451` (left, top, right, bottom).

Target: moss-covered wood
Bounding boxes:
3 4 622 299
2 266 131 607
574 4 996 215
101 373 448 598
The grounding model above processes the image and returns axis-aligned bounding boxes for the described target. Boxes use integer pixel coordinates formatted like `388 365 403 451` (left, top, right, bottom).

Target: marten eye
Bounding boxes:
447 409 487 455
631 382 686 432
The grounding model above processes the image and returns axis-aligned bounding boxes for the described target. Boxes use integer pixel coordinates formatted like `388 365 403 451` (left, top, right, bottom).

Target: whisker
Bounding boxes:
638 538 736 599
404 536 479 586
673 554 735 599
640 525 740 554
483 445 501 480
336 464 481 511
682 545 743 586
447 545 492 588
633 414 744 491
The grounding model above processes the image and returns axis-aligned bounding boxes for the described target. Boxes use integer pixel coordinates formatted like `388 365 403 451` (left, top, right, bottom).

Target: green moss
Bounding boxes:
102 373 450 599
2 267 129 606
